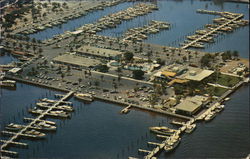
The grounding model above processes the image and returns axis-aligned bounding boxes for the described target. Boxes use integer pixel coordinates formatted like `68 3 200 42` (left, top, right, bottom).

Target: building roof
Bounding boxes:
185 70 214 81
77 45 123 58
161 71 176 77
8 68 22 73
168 79 189 86
53 54 101 67
175 96 207 113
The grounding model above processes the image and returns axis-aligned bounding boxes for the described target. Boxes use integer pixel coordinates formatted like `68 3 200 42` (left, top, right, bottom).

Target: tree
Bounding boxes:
132 70 144 80
113 83 118 91
61 73 65 79
233 50 239 59
200 53 214 67
117 74 122 82
25 44 30 50
32 38 36 43
38 48 43 54
221 51 232 61
94 81 100 87
124 52 134 62
100 75 104 81
67 65 71 72
147 50 153 62
95 65 109 72
182 56 187 62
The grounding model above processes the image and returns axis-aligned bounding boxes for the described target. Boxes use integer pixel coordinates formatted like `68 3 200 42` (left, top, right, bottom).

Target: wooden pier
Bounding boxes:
0 140 28 148
0 91 74 156
181 12 244 49
23 117 56 125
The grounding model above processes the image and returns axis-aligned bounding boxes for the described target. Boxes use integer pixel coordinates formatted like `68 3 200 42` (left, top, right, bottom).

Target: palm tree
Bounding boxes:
78 78 82 84
113 83 118 92
5 41 10 47
100 75 104 81
38 48 43 54
12 42 17 48
25 44 30 51
33 46 37 53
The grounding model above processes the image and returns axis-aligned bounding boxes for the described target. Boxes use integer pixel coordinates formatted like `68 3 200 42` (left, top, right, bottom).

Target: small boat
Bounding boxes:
185 124 196 133
164 136 181 152
48 110 71 118
0 80 16 88
32 122 56 131
36 102 51 107
204 111 216 121
215 105 225 113
55 105 74 112
24 129 46 138
149 126 176 135
74 93 93 102
6 123 24 131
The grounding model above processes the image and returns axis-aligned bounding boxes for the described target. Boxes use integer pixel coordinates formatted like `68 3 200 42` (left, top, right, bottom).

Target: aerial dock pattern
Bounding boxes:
0 91 74 157
0 0 249 158
181 10 249 49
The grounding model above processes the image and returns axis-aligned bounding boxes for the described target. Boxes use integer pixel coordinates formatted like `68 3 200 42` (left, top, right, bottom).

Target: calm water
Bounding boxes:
0 81 249 158
28 0 249 58
1 0 249 158
0 49 19 65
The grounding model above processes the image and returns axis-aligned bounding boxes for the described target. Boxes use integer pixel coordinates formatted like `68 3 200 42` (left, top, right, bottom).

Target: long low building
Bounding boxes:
53 54 101 69
76 45 123 60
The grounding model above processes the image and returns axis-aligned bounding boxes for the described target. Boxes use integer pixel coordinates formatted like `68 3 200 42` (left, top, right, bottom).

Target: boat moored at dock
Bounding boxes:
164 136 181 152
74 93 93 102
149 126 176 136
24 129 46 139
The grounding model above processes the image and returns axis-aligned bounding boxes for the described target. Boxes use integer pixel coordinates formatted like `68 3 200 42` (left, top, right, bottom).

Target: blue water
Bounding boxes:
99 0 249 58
1 0 249 158
0 82 173 158
0 50 19 65
28 1 249 58
0 83 249 158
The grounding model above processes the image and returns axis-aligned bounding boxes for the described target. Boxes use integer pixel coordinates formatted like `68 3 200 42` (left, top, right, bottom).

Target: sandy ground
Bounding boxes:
220 58 249 73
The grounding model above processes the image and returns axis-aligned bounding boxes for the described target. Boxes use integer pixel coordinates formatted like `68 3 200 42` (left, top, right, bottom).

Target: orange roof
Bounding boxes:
161 71 176 77
168 79 189 86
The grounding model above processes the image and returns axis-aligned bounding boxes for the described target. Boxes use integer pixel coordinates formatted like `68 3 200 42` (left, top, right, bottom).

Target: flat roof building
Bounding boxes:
184 70 214 81
76 45 123 60
53 54 101 68
175 95 208 115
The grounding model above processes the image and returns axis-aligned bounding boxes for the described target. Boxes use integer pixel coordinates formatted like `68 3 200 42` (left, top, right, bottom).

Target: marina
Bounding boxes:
181 10 248 49
0 0 249 158
0 91 74 157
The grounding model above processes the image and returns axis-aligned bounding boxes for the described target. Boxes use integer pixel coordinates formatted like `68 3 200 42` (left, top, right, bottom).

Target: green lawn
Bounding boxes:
205 86 228 97
216 74 241 87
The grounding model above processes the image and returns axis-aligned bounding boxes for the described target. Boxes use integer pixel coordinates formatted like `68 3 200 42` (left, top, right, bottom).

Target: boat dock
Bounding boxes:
0 91 74 157
138 119 196 159
181 12 244 49
122 20 170 42
23 117 56 125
